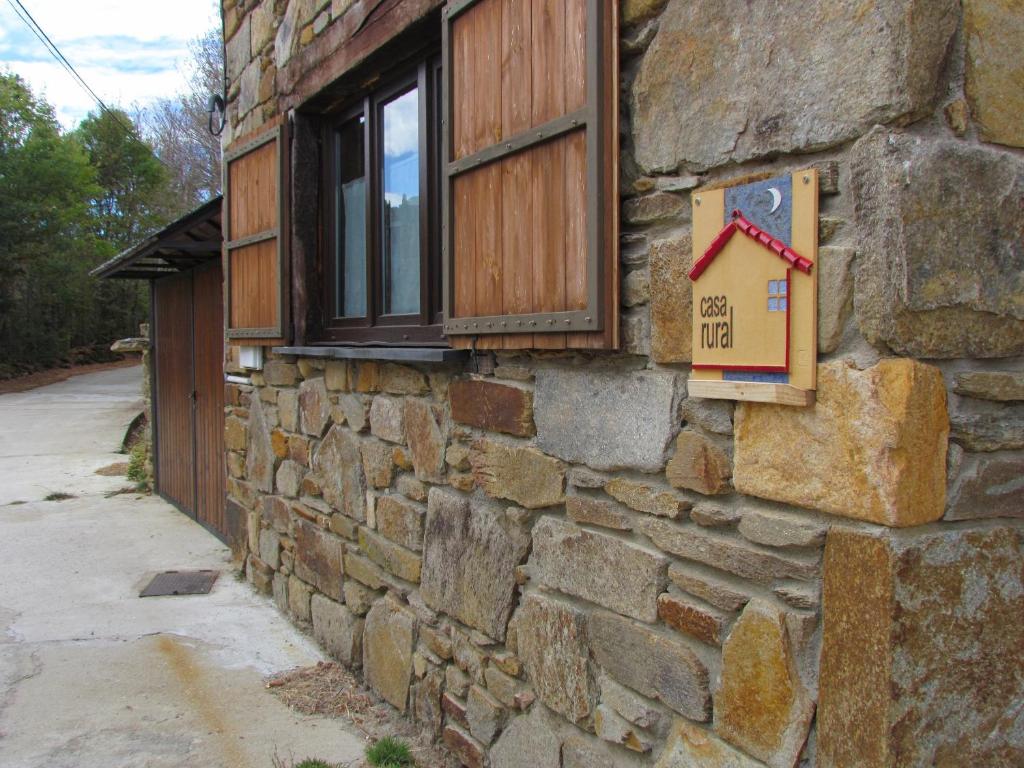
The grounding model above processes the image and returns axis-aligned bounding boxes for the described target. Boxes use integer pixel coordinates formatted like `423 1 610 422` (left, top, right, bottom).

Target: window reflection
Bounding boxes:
336 115 366 318
382 87 420 316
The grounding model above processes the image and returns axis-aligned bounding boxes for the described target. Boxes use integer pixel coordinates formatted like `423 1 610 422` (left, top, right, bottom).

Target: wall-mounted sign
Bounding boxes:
688 170 818 406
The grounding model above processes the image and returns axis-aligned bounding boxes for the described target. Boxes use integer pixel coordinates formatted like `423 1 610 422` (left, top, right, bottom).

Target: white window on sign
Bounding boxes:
767 279 788 312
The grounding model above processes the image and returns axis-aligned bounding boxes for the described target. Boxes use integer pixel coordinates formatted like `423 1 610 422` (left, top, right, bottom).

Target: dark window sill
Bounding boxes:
273 345 469 363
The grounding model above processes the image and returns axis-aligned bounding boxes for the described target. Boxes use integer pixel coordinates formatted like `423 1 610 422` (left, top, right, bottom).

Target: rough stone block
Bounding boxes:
369 396 405 444
665 430 732 495
311 594 363 667
259 528 280 570
275 459 303 498
680 397 733 436
640 518 819 584
512 593 597 723
466 684 507 745
595 704 655 753
623 191 686 224
818 525 1024 767
272 571 288 612
954 371 1024 402
817 246 855 354
589 610 710 721
225 13 251 81
263 359 299 387
359 438 395 489
605 478 690 519
246 397 275 493
324 360 348 390
404 398 447 482
298 376 329 437
946 452 1024 521
632 0 958 171
950 411 1024 452
363 596 416 712
450 378 535 436
442 725 486 768
534 368 679 472
292 518 344 601
565 495 633 531
490 703 564 768
734 359 949 527
357 527 421 583
668 564 751 612
657 591 728 646
287 574 312 622
737 505 828 549
470 439 564 509
655 719 762 768
599 673 665 731
715 599 814 767
313 425 366 521
342 579 379 616
420 489 530 640
964 0 1024 148
380 363 428 394
650 235 693 363
410 667 444 737
851 129 1024 357
225 416 247 450
337 393 368 432
531 516 668 622
374 495 425 551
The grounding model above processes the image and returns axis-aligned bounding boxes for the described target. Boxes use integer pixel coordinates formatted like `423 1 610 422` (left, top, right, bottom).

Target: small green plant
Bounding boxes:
294 761 338 768
126 442 148 486
366 737 413 767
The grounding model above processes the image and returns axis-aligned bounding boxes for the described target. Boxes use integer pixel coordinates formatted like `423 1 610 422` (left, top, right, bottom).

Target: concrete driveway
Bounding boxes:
0 366 366 767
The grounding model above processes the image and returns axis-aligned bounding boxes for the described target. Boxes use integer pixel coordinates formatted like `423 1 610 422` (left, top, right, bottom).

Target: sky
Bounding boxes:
0 0 220 129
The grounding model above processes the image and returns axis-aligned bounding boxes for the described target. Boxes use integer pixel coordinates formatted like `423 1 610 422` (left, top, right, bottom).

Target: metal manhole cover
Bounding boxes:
140 570 219 597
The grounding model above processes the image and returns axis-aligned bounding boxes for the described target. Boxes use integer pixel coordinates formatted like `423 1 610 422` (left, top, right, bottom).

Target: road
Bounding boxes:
0 366 367 767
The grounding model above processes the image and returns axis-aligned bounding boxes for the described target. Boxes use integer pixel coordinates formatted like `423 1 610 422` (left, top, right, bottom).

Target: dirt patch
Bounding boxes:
96 462 130 476
44 492 77 502
266 662 458 768
0 357 140 396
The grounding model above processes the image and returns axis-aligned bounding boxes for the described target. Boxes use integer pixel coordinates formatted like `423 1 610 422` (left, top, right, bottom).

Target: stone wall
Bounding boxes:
221 1 1023 766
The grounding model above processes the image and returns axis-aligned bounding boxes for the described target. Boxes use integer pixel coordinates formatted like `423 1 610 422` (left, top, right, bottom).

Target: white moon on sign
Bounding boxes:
768 187 782 214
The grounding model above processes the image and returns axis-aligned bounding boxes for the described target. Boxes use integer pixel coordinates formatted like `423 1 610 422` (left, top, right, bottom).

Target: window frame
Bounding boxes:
318 55 444 346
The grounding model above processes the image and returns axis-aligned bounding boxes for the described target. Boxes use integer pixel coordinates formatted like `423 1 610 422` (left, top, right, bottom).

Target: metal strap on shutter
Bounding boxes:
442 0 619 350
223 119 290 342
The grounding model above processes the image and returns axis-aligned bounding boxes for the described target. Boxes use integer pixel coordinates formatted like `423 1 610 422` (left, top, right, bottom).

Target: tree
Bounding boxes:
141 27 224 210
0 71 99 368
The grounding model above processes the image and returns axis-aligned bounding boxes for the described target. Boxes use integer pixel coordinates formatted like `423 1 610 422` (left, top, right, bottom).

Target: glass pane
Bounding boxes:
779 279 787 296
336 115 366 318
779 297 788 312
382 87 420 316
768 297 779 312
768 280 778 295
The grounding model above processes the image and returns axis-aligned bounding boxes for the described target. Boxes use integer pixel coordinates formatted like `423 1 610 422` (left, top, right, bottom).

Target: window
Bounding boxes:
320 57 444 345
768 278 788 312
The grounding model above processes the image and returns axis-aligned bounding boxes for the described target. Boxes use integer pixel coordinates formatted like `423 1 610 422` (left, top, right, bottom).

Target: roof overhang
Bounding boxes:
91 196 223 280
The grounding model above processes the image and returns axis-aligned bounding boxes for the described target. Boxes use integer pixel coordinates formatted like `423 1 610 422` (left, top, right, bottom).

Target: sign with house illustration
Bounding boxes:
689 170 818 406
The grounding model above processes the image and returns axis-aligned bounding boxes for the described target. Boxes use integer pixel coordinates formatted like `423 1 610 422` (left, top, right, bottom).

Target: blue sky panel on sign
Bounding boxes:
724 371 790 384
725 175 793 244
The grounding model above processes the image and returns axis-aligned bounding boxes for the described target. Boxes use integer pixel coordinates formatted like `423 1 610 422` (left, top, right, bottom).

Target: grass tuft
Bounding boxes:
44 492 76 502
366 736 414 767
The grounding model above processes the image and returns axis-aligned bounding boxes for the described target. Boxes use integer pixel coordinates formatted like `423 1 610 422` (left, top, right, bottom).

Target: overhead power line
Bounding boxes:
5 0 171 169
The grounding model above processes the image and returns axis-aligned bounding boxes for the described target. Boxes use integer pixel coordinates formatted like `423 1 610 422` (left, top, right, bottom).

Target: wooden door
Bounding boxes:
191 261 226 537
153 271 196 513
153 262 227 540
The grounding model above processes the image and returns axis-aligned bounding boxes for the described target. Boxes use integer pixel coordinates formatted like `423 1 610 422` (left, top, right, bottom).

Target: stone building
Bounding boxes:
219 1 1023 766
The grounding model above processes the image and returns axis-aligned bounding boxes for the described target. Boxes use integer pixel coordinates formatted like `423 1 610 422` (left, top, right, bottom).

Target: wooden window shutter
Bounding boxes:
442 0 619 350
223 118 290 343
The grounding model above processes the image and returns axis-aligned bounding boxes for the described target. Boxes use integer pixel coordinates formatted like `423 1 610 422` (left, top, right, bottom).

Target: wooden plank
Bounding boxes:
228 140 277 240
531 0 565 127
686 379 816 407
154 272 195 513
500 152 534 349
229 240 278 329
452 172 476 320
564 0 586 113
564 128 589 348
475 162 503 350
473 0 502 156
192 261 226 537
451 9 472 160
501 0 532 140
531 138 566 348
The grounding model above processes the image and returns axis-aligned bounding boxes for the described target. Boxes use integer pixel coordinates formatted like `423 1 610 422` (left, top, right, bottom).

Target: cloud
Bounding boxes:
0 0 219 128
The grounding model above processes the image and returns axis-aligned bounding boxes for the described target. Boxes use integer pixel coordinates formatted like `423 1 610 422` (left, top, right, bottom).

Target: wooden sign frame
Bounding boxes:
688 170 818 406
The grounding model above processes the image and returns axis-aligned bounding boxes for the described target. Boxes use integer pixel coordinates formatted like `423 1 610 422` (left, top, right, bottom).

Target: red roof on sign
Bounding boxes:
688 210 814 281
